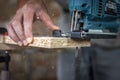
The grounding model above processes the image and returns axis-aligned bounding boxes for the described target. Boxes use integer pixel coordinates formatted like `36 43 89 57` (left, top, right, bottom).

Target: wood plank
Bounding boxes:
0 36 91 49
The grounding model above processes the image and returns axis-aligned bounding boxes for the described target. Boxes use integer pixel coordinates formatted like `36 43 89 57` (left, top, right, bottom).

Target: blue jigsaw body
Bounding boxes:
68 0 120 32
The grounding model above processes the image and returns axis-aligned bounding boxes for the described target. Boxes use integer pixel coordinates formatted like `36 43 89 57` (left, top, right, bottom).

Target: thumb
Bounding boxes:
36 10 60 31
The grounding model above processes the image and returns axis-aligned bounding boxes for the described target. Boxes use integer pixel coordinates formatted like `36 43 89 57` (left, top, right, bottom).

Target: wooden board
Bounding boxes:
0 36 91 49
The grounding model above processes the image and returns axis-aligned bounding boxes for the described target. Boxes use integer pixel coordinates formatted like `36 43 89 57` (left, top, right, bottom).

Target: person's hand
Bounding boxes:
6 0 59 46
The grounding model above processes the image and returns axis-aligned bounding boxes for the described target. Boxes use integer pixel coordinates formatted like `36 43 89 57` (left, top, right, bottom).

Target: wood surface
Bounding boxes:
0 36 91 49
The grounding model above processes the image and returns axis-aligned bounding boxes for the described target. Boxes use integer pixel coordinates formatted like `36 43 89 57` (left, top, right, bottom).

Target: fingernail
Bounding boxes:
23 40 28 46
27 37 33 44
54 26 60 30
18 41 23 46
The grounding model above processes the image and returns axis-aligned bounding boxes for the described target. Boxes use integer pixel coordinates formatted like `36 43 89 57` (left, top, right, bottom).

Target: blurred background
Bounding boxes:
0 0 75 80
1 0 120 80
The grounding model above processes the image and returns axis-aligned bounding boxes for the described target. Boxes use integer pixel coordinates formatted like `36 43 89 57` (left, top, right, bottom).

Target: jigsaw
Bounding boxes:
68 0 120 39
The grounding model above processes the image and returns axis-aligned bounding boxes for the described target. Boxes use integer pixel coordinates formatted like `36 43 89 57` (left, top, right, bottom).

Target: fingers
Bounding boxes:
6 1 60 47
23 8 34 44
37 10 60 31
6 24 22 46
11 20 28 46
7 7 34 46
7 11 28 46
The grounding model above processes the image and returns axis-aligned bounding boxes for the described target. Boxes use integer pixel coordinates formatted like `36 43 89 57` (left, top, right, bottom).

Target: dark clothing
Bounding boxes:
78 47 120 80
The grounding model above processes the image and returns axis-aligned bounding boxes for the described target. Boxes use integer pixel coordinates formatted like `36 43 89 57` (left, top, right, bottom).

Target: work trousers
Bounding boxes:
78 47 120 80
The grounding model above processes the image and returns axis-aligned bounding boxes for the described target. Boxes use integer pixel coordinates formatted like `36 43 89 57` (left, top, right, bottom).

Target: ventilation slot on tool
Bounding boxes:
117 4 120 15
98 0 103 16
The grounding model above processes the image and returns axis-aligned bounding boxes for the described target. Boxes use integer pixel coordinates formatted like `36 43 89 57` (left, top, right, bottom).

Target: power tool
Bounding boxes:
68 0 120 39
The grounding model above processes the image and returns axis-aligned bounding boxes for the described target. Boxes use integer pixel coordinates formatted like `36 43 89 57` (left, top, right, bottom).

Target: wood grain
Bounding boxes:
0 36 91 49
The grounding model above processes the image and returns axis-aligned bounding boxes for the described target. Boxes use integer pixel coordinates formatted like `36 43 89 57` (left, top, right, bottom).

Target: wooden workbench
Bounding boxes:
0 36 91 50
